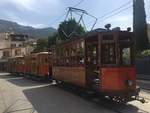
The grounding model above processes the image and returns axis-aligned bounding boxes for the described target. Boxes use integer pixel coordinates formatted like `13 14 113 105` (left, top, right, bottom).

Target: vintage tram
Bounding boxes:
24 52 52 80
1 28 143 102
0 59 8 72
15 56 25 76
52 29 139 102
7 56 25 76
35 52 52 79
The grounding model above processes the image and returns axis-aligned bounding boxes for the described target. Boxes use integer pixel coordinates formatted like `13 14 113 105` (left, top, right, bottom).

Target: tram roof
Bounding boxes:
55 28 133 46
86 28 132 37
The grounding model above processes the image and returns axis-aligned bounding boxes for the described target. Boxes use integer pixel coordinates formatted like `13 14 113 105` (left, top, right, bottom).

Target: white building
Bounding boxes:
0 46 33 59
0 33 11 49
0 32 35 59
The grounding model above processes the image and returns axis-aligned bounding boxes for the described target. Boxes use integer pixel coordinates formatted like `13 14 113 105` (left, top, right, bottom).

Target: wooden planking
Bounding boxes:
53 66 86 88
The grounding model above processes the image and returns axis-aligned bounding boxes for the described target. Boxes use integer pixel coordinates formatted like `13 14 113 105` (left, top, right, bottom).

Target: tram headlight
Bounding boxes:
127 80 133 86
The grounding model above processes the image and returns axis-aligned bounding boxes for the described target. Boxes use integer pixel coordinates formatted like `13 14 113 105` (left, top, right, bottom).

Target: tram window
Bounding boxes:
87 46 97 65
79 58 84 64
78 47 84 56
102 44 116 64
45 58 48 63
81 41 84 48
92 47 97 64
120 47 131 65
93 47 96 57
77 43 80 49
66 58 69 64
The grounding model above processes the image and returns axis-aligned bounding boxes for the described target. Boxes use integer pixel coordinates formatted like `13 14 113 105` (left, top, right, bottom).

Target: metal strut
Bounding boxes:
61 7 97 38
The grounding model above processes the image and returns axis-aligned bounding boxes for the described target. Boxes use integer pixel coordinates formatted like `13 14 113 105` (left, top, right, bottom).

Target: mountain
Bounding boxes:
0 19 57 38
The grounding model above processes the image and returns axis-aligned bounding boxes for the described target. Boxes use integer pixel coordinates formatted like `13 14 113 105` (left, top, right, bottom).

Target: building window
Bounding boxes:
19 44 22 47
11 44 16 47
3 51 10 57
15 49 21 56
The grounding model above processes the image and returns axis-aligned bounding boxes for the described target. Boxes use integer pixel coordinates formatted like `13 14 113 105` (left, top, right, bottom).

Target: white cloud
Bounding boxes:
18 21 47 28
0 0 34 11
98 14 133 30
0 0 63 28
112 16 132 22
12 0 35 10
0 0 61 14
0 0 149 29
145 0 150 23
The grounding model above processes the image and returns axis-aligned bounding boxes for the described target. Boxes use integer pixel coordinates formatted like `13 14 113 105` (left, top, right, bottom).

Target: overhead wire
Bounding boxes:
72 0 85 8
99 6 132 22
87 1 132 24
86 1 132 28
49 0 85 27
50 0 133 30
97 1 131 19
49 13 66 26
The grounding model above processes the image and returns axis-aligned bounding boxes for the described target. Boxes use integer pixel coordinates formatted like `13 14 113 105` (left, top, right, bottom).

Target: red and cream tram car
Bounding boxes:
36 52 52 79
24 52 52 80
52 29 139 102
15 56 25 75
7 56 25 76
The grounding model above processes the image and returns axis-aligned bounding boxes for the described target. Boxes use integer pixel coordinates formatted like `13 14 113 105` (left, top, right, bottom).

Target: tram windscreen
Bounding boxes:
120 47 131 66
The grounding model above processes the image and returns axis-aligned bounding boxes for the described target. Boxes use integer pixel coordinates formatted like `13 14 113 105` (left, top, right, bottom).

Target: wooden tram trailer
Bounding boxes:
0 60 8 72
16 56 26 76
7 56 25 76
24 52 52 80
36 52 52 80
6 52 52 80
52 29 141 102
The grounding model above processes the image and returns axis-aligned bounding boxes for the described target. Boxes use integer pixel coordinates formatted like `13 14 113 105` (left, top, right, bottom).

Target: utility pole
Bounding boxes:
133 0 149 51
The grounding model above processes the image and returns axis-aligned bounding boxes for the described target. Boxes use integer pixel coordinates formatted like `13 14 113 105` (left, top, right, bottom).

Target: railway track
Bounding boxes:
56 83 149 113
86 94 149 113
95 97 149 113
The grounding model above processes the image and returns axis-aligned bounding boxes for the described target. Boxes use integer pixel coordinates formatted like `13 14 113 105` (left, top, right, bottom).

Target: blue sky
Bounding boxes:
0 0 149 30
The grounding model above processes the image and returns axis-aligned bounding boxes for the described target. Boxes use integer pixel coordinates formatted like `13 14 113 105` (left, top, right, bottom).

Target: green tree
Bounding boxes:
48 33 57 47
58 18 85 41
34 38 48 52
133 0 149 51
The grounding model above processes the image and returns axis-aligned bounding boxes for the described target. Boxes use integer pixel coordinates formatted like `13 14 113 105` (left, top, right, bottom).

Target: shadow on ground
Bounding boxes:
0 73 19 79
7 77 50 87
23 85 144 113
0 73 145 113
23 85 111 113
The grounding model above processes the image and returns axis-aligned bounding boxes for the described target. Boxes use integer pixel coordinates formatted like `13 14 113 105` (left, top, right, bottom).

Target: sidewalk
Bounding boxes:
137 79 150 90
0 87 6 113
137 74 150 80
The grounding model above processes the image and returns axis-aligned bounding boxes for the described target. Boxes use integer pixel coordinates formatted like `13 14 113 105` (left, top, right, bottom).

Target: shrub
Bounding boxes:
141 49 150 57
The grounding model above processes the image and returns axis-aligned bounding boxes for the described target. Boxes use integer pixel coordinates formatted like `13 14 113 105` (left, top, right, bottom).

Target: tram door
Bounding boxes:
85 37 99 89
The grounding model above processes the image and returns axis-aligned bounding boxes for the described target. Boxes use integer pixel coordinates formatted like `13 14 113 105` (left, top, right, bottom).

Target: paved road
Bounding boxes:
0 73 150 113
137 80 150 90
0 73 115 113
